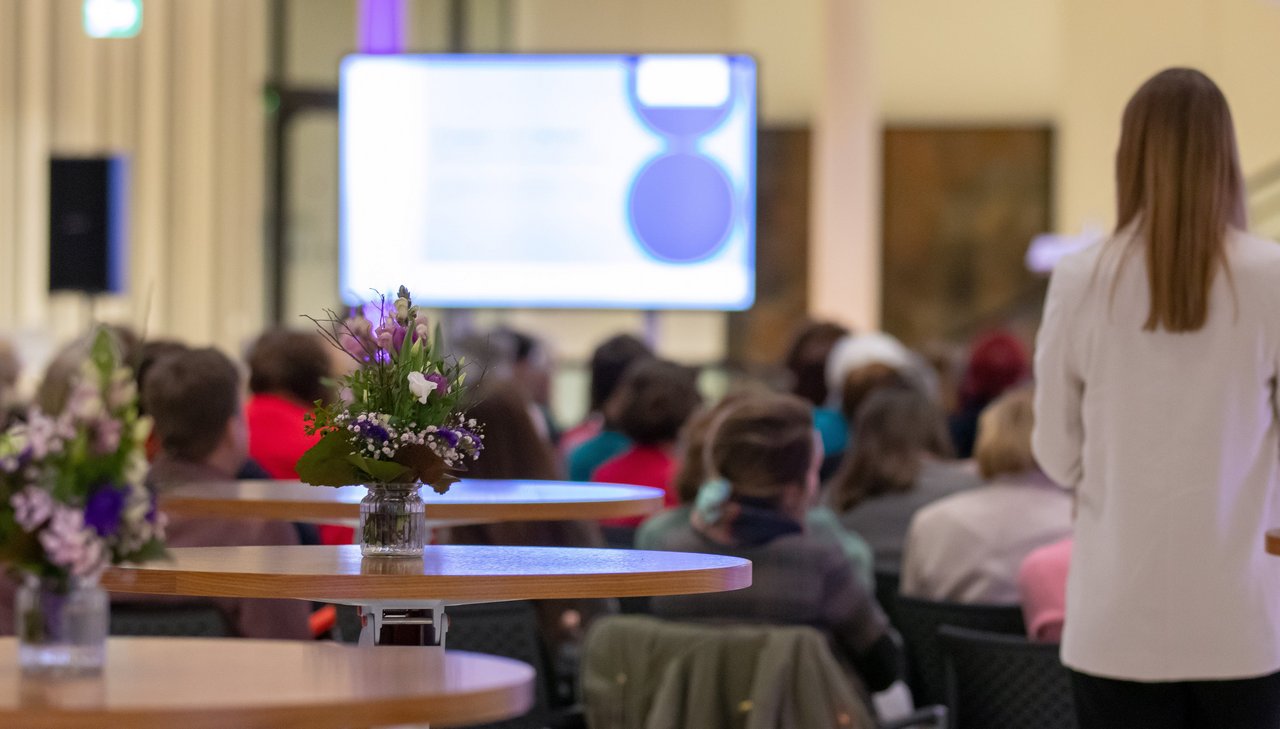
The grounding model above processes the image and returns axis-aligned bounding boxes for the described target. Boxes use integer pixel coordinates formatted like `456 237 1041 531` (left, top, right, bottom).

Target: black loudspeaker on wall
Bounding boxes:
48 156 128 294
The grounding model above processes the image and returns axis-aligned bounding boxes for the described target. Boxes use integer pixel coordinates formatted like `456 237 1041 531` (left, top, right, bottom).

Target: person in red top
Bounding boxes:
244 329 346 544
591 359 702 542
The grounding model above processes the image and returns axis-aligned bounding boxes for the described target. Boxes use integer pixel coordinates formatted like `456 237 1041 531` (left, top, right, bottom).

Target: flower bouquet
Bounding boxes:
298 286 482 557
0 329 166 675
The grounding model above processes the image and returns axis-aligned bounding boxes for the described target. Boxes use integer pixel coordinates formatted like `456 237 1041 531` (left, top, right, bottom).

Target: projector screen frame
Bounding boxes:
337 51 760 312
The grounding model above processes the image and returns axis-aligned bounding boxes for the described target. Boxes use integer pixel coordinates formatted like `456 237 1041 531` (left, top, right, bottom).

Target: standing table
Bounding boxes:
103 544 751 646
0 637 533 728
158 479 665 525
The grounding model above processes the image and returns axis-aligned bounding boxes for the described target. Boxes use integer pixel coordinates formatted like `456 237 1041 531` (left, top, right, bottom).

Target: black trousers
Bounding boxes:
1070 669 1280 729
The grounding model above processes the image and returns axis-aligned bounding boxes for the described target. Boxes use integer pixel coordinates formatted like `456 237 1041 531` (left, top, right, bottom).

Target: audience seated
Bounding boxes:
830 386 980 572
488 327 559 443
591 359 701 530
827 361 913 478
1018 536 1072 643
647 393 901 696
946 330 1029 459
559 333 652 463
141 347 312 639
638 392 875 590
244 328 330 480
442 381 613 668
901 388 1071 603
566 338 654 482
783 320 851 461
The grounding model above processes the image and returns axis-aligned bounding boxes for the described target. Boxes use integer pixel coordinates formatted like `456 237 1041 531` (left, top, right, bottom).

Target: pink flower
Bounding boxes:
340 333 368 360
107 374 136 410
11 487 54 531
66 381 104 421
93 419 123 455
38 506 106 579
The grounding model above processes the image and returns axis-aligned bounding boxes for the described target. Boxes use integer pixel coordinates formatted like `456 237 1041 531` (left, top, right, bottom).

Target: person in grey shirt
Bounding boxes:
829 386 980 573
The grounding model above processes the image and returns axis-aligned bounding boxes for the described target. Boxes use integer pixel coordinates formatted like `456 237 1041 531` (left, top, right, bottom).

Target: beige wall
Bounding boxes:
1058 0 1280 233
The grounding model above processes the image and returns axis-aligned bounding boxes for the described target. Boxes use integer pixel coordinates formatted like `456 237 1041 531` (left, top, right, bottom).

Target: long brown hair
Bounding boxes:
1114 68 1246 332
828 386 953 512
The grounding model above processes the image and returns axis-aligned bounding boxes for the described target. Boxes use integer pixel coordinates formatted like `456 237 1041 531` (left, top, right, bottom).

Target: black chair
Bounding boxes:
110 603 231 637
447 601 553 729
874 567 902 628
892 596 1025 708
938 626 1075 729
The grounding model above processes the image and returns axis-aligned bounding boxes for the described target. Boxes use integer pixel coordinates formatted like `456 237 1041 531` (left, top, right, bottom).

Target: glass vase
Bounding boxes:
15 575 109 677
360 484 426 557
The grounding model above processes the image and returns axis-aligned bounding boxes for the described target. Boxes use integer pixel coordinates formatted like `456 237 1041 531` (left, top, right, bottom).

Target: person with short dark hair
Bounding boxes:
590 359 701 535
648 393 901 698
143 347 311 640
244 328 330 480
564 334 653 480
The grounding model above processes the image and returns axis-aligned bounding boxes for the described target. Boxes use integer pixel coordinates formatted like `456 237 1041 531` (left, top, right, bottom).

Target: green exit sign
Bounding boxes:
84 0 143 39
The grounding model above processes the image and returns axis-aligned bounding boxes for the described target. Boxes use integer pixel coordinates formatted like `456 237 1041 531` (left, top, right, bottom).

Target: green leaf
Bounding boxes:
296 431 363 487
346 454 411 484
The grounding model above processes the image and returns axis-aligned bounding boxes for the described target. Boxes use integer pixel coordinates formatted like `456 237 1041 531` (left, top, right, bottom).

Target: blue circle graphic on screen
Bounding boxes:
629 153 735 263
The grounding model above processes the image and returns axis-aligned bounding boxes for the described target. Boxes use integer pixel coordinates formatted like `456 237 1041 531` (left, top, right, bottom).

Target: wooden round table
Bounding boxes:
104 544 750 602
103 544 752 645
158 479 664 524
0 638 533 729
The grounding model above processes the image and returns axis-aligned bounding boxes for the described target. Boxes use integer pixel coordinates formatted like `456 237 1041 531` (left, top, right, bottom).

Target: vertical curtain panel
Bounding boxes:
0 0 268 356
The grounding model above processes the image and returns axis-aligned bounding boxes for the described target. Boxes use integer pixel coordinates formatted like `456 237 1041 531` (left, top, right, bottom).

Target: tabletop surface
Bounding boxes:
158 478 665 523
0 638 533 729
103 544 752 601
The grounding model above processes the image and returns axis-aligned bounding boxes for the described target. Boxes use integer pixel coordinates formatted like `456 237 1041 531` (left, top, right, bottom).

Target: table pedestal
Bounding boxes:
355 601 448 647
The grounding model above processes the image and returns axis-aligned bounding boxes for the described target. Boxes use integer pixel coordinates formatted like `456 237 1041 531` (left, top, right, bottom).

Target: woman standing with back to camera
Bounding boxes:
1034 68 1280 727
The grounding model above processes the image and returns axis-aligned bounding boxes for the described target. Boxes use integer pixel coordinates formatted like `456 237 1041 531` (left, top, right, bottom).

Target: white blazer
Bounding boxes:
1033 227 1280 681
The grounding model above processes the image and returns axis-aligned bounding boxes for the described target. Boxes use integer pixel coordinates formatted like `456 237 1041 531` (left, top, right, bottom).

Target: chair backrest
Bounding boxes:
446 601 551 729
892 596 1025 707
581 615 875 729
937 626 1075 729
110 603 231 637
874 568 902 628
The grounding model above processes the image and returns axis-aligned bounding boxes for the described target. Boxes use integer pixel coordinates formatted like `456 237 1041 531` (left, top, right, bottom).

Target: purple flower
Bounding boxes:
436 428 461 448
340 333 370 361
425 373 450 396
353 418 391 443
145 491 159 524
84 483 128 537
457 427 483 452
391 323 407 351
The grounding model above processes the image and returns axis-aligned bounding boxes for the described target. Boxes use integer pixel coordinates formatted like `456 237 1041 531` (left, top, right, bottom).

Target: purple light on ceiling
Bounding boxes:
358 0 406 54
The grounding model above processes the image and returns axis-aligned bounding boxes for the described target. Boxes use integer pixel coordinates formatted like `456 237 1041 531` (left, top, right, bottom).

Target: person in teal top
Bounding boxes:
563 335 652 482
568 429 630 482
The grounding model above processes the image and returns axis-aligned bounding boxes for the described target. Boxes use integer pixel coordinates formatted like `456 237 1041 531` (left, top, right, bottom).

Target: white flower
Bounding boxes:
407 372 438 404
